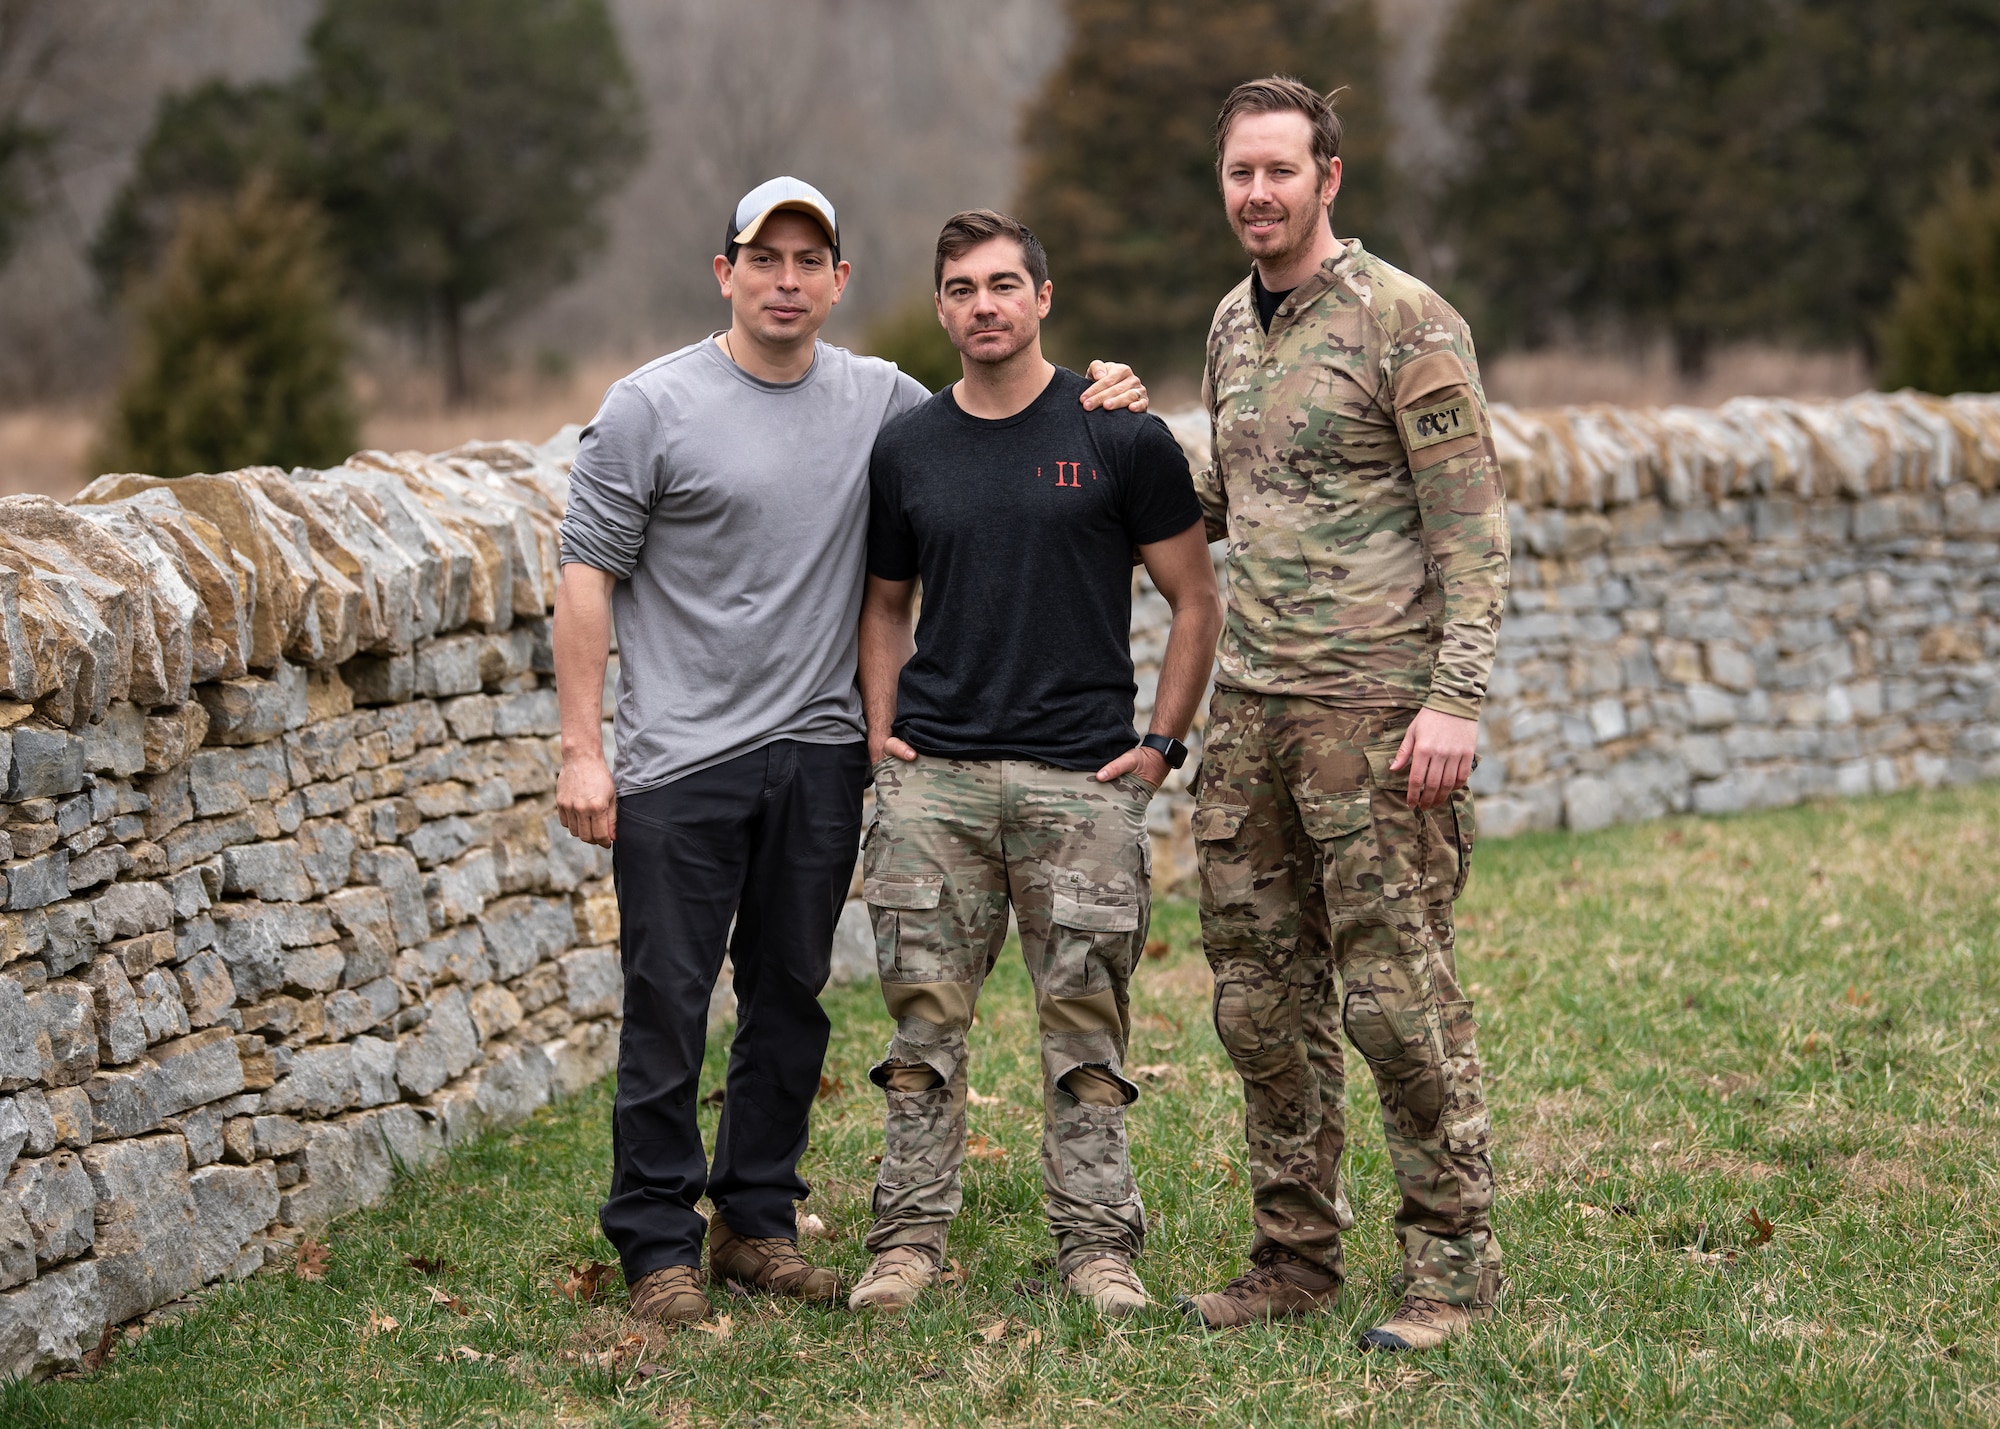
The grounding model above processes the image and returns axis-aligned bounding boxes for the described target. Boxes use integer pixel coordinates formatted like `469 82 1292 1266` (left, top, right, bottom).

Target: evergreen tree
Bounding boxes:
92 0 647 404
300 0 647 403
99 177 357 477
863 296 963 394
1017 0 1389 377
89 80 304 296
1877 172 2000 396
1435 0 2000 375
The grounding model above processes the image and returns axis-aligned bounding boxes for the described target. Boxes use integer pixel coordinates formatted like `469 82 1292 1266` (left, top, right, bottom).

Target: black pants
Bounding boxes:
599 738 868 1281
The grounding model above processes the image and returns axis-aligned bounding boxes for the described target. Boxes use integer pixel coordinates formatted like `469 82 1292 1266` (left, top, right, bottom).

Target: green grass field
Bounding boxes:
7 784 1999 1427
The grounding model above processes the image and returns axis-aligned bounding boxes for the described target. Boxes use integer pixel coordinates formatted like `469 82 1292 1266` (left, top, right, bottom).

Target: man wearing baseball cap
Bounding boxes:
553 176 1152 1327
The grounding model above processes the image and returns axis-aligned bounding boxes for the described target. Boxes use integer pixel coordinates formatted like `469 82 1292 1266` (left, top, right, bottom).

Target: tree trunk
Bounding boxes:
1672 323 1712 383
442 290 468 407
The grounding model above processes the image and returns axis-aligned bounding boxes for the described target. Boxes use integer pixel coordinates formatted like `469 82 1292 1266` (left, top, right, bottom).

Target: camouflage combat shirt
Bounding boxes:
1197 238 1510 719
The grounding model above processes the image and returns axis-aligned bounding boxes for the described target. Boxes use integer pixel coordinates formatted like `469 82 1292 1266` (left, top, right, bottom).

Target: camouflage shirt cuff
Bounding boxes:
1422 692 1484 722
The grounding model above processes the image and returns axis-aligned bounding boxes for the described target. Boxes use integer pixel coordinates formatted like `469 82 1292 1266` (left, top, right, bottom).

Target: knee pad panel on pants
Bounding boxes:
1212 971 1293 1064
1342 982 1445 1139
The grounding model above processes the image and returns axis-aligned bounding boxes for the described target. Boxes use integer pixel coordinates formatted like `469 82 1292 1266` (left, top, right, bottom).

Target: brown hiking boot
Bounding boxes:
708 1216 840 1301
1179 1248 1341 1328
1064 1255 1152 1317
846 1245 940 1313
1358 1295 1489 1351
627 1265 711 1325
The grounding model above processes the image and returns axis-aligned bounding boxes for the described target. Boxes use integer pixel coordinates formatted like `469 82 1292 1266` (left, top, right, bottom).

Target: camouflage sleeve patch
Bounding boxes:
1401 393 1480 451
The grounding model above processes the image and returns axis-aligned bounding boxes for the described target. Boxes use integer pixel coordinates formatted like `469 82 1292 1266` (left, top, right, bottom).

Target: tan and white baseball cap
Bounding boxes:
726 176 839 258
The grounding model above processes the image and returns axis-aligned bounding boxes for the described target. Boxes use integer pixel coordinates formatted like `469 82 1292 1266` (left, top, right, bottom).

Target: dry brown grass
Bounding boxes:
1483 341 1872 409
0 343 1881 505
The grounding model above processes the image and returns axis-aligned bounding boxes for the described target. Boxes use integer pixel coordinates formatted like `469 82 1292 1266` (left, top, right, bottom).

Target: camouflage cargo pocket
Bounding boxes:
1438 997 1489 1155
1050 877 1141 998
1422 788 1475 906
877 1084 955 1190
1053 1100 1137 1204
1299 790 1383 910
866 873 953 984
1192 803 1252 914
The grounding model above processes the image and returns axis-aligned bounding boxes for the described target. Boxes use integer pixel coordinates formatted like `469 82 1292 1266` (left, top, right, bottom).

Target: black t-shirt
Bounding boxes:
1253 270 1293 332
866 365 1202 770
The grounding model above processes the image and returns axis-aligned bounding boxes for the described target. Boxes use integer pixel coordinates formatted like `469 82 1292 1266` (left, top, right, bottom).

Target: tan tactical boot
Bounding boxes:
627 1265 711 1325
1179 1248 1341 1328
846 1245 940 1313
708 1216 840 1301
1358 1295 1489 1351
1064 1255 1152 1317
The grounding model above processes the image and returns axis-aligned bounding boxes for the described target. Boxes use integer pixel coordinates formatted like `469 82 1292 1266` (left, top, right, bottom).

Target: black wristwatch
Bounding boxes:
1140 733 1188 769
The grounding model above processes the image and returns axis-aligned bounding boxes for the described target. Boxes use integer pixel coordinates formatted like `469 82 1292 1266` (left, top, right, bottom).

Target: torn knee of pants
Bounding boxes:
1058 1063 1133 1107
869 1017 963 1090
1047 1034 1138 1106
880 1061 945 1093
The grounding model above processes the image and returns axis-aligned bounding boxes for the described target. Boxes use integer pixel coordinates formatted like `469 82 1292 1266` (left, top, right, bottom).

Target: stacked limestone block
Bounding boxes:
1146 390 2000 862
0 437 622 1381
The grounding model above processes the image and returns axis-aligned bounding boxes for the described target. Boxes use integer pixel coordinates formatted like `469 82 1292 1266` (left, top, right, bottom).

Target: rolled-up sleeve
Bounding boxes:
558 381 662 578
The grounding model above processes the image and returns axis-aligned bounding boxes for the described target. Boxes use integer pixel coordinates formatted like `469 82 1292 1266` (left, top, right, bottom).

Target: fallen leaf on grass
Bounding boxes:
1131 1064 1174 1080
554 1261 618 1303
692 1314 733 1341
1844 985 1872 1006
364 1312 400 1338
940 1259 967 1287
1012 1278 1047 1297
404 1253 449 1275
1610 1203 1639 1217
1572 1202 1605 1219
914 1365 945 1382
429 1286 470 1315
454 1345 493 1361
79 1327 116 1373
978 1318 1009 1343
294 1237 330 1281
1143 937 1170 960
1684 1247 1737 1268
700 1087 725 1108
818 1074 847 1100
967 1087 1003 1106
724 1278 752 1299
799 1213 833 1240
1020 1327 1043 1347
1746 1208 1776 1246
632 1362 666 1381
965 1134 1007 1162
1821 912 1844 931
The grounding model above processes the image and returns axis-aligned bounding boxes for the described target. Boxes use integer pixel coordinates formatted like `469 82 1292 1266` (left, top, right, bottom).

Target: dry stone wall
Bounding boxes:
0 439 624 1381
7 383 1998 1379
1141 390 2000 878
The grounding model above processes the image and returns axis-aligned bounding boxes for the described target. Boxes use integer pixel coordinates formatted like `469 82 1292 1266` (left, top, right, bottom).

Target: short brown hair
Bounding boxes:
1214 75 1344 184
934 209 1049 293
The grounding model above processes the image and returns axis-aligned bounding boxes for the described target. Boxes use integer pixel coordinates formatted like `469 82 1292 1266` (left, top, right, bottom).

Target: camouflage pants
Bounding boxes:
861 754 1152 1274
1194 690 1501 1309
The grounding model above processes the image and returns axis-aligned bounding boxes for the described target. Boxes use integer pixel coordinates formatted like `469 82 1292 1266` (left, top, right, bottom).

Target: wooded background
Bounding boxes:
0 0 1995 453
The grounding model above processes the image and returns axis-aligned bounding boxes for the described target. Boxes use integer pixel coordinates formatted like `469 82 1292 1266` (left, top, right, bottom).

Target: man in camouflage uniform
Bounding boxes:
848 210 1221 1317
1180 78 1509 1352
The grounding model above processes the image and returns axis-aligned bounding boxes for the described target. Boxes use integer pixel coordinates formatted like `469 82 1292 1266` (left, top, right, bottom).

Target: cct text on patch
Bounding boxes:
1399 393 1479 452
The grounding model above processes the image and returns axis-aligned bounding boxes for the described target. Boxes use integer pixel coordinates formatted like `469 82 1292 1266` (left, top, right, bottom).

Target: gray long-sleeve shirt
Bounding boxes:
558 337 927 794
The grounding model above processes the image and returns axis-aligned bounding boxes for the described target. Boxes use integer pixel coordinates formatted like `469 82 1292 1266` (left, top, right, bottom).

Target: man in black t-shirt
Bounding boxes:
847 210 1222 1319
